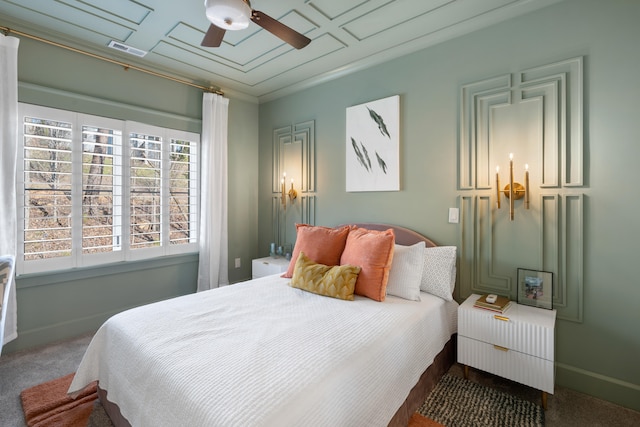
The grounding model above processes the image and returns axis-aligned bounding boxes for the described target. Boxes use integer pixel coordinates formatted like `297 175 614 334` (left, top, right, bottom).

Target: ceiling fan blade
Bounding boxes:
201 24 226 47
251 10 311 49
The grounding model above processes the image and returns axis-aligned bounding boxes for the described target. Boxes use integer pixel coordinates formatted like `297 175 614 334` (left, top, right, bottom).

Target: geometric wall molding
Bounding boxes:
272 121 316 193
460 56 583 191
295 121 316 193
272 125 292 193
541 193 584 322
458 57 584 322
272 121 316 247
458 194 513 296
520 57 584 187
459 74 512 190
271 194 316 249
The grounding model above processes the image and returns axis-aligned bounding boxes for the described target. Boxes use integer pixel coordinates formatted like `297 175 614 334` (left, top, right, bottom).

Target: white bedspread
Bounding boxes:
69 274 458 427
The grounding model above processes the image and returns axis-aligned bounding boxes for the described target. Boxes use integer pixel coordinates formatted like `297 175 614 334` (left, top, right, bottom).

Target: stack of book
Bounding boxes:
474 294 512 313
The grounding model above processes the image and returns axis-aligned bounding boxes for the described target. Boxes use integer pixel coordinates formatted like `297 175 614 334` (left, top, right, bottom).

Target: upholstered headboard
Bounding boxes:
343 223 437 247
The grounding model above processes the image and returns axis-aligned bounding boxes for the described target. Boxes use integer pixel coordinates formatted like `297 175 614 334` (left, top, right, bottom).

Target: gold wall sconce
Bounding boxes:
496 153 529 221
281 172 297 208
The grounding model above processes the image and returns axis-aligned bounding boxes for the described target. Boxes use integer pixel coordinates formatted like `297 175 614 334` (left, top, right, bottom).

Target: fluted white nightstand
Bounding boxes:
457 293 556 409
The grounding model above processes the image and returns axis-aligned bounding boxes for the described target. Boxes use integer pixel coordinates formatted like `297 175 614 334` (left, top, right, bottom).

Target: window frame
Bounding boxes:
16 103 200 275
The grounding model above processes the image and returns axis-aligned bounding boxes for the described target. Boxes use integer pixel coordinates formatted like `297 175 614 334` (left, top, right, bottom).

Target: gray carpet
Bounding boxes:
0 333 93 427
418 373 544 426
0 333 111 427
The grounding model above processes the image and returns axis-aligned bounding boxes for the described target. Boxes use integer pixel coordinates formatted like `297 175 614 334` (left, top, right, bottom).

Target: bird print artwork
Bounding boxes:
345 95 399 192
367 107 391 138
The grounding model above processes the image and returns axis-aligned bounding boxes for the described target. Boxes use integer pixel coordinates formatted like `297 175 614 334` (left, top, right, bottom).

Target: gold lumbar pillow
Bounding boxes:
290 252 361 301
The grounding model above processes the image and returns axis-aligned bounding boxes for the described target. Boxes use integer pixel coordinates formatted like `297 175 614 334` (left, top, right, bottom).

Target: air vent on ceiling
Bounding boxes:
107 40 147 58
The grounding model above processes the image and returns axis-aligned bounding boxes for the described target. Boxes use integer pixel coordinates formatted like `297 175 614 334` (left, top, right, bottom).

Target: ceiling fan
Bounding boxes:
202 0 311 49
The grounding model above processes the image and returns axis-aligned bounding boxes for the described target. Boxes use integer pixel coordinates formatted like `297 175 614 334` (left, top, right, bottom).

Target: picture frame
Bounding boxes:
517 268 553 310
345 95 400 192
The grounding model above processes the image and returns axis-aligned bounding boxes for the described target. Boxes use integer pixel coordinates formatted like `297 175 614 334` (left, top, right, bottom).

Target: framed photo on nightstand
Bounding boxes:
517 268 553 310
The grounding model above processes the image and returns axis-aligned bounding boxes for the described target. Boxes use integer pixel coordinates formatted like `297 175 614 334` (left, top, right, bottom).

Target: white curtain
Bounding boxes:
197 93 229 291
0 34 20 349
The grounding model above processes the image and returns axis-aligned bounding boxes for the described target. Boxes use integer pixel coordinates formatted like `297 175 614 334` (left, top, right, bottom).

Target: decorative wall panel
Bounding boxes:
458 57 584 322
272 126 292 193
560 194 584 321
459 75 511 190
272 121 316 248
295 121 316 193
520 57 584 187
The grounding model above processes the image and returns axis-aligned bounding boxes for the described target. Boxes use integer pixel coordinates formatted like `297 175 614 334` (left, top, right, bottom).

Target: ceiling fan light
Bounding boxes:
204 0 251 31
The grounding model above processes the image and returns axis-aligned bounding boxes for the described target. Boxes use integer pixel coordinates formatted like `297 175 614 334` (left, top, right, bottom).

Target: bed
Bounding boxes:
69 223 458 427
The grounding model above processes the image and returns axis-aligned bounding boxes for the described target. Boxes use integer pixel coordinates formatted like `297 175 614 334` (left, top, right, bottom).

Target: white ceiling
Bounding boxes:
0 0 562 102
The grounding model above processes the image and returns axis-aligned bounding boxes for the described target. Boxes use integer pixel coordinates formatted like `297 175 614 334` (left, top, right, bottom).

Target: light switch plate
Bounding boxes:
448 208 459 224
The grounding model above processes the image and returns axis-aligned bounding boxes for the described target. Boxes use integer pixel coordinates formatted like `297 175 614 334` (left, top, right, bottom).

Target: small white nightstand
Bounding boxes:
457 293 556 409
251 256 290 279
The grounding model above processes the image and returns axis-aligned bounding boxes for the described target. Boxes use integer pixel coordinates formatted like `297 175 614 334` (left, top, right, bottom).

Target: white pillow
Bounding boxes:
386 241 425 301
420 246 457 301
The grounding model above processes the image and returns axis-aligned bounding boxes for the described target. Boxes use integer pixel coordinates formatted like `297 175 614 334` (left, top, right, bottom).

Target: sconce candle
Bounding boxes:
281 172 286 208
524 164 530 209
495 166 501 209
509 153 515 221
495 153 530 221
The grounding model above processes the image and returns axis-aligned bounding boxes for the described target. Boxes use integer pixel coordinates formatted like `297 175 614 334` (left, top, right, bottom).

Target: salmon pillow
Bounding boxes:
340 227 395 302
283 224 351 278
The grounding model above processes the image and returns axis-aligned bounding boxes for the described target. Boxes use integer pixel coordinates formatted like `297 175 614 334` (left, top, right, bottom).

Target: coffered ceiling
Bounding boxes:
0 0 562 102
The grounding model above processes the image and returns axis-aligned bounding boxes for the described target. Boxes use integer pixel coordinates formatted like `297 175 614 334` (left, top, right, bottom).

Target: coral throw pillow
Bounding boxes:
340 227 395 301
283 224 351 278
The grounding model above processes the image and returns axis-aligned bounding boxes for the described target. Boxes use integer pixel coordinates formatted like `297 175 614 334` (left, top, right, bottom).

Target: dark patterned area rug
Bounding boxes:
417 374 544 427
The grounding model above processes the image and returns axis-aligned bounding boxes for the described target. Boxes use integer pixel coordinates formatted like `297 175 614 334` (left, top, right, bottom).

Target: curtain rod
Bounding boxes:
1 26 224 96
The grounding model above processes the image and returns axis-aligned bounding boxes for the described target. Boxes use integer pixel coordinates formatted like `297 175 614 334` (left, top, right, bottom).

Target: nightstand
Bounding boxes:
457 293 556 409
251 256 290 279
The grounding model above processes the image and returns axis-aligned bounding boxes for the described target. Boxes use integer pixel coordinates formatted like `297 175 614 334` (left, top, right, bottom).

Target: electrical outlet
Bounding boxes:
448 208 459 224
234 258 241 268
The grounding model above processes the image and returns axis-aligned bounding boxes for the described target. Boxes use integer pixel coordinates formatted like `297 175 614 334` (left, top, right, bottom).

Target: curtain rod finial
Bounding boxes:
205 86 224 96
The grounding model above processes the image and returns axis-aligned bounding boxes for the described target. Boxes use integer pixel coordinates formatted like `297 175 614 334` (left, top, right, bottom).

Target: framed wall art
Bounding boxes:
346 95 399 192
517 268 553 310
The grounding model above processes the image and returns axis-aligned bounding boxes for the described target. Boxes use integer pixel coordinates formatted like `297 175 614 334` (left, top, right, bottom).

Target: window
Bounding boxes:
17 104 199 274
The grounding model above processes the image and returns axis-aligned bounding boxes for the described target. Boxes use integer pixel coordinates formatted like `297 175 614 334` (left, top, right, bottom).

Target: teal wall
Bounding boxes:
258 0 640 412
3 36 259 354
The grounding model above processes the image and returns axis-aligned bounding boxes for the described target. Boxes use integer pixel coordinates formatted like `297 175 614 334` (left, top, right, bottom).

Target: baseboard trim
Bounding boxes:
2 296 182 355
556 362 640 412
4 314 108 354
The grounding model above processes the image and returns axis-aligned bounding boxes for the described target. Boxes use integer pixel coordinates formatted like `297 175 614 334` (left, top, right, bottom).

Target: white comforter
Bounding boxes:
69 274 458 427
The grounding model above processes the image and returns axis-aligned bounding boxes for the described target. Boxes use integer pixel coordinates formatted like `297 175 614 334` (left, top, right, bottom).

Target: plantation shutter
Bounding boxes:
169 137 199 248
81 125 123 255
129 131 162 250
21 115 73 263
